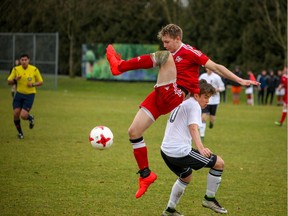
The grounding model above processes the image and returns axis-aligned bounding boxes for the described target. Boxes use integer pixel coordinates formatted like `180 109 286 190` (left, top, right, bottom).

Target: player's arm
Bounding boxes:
217 76 225 92
205 59 260 87
189 123 212 158
7 68 21 85
28 68 44 87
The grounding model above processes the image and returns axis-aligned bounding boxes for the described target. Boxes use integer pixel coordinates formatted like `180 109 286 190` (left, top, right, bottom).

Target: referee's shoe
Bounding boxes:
29 115 35 129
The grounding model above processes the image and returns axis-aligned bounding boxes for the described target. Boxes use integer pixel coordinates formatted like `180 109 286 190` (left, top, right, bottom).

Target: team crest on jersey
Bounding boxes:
175 56 182 63
27 77 32 81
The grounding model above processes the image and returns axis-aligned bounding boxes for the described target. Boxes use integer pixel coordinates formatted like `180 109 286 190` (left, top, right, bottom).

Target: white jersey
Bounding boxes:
161 97 202 158
199 72 225 105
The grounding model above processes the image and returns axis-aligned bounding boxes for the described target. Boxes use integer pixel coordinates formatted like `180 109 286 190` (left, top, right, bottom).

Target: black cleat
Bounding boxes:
29 115 34 129
18 133 24 139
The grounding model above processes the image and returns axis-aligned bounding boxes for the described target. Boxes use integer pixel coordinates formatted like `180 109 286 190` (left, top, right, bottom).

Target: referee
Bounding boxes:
7 54 43 139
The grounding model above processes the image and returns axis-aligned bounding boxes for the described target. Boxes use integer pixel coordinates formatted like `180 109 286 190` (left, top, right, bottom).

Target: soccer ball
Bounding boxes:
89 126 114 150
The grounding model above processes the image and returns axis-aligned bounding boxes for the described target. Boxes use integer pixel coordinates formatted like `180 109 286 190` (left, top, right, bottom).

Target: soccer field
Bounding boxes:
0 76 287 216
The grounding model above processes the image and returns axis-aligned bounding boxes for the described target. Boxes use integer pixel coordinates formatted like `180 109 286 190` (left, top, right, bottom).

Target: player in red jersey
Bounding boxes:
275 67 288 126
106 24 260 199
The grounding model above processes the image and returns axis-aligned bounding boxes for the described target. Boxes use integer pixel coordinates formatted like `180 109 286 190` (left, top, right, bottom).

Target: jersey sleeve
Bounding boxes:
189 46 209 66
7 68 16 80
186 101 202 127
34 68 43 82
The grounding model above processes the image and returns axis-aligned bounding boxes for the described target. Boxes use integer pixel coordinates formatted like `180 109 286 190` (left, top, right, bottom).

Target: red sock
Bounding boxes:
133 147 149 170
119 54 153 72
280 112 287 124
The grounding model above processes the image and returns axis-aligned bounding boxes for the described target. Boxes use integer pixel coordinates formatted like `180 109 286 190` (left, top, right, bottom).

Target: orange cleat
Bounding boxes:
135 171 157 199
106 44 123 76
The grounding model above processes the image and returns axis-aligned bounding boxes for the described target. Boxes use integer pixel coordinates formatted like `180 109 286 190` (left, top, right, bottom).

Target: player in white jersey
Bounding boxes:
199 68 225 140
161 80 227 216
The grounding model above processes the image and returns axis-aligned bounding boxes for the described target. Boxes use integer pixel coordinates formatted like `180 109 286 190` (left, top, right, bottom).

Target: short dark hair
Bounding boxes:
20 54 30 59
199 79 216 96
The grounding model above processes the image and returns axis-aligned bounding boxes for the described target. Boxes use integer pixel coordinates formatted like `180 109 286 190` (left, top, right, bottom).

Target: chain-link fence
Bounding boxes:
0 33 59 89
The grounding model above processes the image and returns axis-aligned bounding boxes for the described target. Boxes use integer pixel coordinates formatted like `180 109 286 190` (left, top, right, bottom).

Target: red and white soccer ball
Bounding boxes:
89 126 114 150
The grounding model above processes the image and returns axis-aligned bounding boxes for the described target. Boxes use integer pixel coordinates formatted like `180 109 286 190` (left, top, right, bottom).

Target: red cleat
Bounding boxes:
135 171 157 199
106 44 123 76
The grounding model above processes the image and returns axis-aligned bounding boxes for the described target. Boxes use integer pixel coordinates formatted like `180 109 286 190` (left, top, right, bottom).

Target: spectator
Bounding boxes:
257 70 267 105
245 70 256 105
229 66 243 105
275 69 284 106
265 69 278 105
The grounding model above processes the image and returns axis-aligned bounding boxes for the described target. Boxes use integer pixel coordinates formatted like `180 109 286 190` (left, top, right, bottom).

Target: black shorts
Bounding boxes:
161 149 217 179
13 92 35 111
202 104 218 116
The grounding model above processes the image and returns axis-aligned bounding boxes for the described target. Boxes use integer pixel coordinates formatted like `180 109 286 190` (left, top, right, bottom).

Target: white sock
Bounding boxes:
167 178 188 209
199 122 206 137
206 169 222 197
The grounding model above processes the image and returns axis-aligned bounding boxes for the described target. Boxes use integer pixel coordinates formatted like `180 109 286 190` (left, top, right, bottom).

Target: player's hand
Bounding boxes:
240 79 260 86
199 148 212 158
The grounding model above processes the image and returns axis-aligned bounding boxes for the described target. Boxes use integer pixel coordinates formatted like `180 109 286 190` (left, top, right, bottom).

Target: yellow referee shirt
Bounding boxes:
8 64 43 94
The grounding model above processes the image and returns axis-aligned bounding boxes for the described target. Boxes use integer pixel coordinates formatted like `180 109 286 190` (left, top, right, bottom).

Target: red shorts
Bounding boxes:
140 82 184 120
231 86 242 94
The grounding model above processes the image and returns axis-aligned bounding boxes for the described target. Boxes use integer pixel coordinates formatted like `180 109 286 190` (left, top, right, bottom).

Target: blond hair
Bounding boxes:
157 24 183 40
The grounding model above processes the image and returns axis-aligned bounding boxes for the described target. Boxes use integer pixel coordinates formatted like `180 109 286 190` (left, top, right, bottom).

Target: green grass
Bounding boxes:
0 76 287 216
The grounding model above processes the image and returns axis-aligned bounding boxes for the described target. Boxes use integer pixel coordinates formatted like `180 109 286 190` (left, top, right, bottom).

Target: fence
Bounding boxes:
0 33 59 89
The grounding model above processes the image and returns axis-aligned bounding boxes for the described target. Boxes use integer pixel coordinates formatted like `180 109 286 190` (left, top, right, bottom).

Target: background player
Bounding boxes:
7 54 43 139
199 68 225 140
275 67 287 126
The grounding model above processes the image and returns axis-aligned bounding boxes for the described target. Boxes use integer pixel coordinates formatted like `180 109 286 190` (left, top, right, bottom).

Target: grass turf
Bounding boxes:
0 76 287 216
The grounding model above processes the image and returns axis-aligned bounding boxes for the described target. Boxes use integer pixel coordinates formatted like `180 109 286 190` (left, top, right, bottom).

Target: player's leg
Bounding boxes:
275 101 287 126
12 93 24 138
13 108 24 139
200 108 209 140
106 44 154 76
202 155 227 214
20 94 35 129
128 108 157 199
106 44 176 82
161 177 189 216
20 109 34 129
160 151 191 216
209 105 218 129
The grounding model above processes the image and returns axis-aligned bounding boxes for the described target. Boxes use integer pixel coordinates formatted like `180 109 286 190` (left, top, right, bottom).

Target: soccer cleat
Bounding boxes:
274 121 282 127
161 209 184 216
29 115 34 129
202 196 228 214
135 171 157 199
18 133 24 139
106 44 123 76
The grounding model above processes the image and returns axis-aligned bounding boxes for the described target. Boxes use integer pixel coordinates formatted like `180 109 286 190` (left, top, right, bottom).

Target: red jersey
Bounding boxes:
173 43 209 94
280 74 288 103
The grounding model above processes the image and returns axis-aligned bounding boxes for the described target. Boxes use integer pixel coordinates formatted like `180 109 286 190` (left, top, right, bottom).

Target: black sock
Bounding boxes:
14 119 23 134
137 167 151 178
28 114 33 121
166 207 176 213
